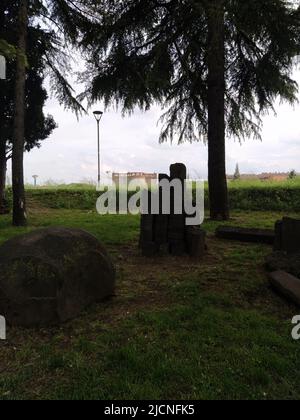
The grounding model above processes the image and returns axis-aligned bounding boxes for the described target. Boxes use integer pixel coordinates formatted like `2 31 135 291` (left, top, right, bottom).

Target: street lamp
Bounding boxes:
32 175 38 187
93 110 103 185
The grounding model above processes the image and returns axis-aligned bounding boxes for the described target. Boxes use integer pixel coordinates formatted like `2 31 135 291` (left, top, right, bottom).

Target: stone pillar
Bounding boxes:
140 190 158 256
169 164 187 256
154 174 170 251
186 227 207 259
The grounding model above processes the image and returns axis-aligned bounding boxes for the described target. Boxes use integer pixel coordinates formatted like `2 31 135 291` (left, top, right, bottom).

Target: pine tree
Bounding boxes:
2 0 95 224
80 0 300 220
0 0 57 214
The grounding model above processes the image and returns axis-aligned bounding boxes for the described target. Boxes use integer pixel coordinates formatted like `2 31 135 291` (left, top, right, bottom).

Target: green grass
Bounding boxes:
1 208 300 400
0 210 140 246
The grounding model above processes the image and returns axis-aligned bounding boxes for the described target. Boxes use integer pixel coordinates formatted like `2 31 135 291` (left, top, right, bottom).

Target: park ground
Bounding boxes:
0 190 300 400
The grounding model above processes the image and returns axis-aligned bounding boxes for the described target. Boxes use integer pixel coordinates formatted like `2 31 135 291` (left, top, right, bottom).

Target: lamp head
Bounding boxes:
93 110 103 122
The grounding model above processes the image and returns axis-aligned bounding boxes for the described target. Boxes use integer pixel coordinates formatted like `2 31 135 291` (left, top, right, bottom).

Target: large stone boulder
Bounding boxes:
216 226 275 245
0 227 116 327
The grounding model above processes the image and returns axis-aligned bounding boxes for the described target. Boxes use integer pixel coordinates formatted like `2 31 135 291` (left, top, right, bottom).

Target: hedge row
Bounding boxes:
13 185 300 212
226 187 300 212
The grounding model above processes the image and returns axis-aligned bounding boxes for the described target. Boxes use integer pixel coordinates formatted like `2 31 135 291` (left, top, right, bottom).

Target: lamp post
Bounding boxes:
32 175 38 187
93 110 103 186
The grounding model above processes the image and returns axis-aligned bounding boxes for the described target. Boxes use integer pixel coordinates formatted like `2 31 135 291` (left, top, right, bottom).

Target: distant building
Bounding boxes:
259 173 289 182
227 172 289 182
112 172 157 188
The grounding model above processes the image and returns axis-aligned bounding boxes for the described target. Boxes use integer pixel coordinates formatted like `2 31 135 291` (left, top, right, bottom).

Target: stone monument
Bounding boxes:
140 163 206 258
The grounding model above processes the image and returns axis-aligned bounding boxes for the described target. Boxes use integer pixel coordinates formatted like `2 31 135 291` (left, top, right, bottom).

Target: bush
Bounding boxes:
227 186 300 211
6 182 300 213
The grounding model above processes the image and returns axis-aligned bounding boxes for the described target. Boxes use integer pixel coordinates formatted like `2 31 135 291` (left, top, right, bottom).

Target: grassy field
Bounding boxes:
0 201 300 400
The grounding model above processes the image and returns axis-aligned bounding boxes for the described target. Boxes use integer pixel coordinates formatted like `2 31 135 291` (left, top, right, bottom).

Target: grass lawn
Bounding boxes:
0 205 300 400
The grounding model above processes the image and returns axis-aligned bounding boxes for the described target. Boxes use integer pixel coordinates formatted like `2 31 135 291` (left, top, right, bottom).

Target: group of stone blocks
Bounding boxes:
139 163 206 258
216 226 275 245
215 217 300 251
269 270 300 307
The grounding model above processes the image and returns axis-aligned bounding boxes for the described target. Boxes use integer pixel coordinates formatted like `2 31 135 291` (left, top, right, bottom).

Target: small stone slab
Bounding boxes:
269 270 300 306
186 227 206 259
279 217 300 254
216 226 275 245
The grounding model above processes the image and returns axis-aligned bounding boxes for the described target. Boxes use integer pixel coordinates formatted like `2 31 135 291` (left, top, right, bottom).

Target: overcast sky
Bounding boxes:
9 70 300 185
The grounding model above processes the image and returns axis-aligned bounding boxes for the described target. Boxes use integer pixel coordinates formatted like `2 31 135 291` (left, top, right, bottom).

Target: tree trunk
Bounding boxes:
0 140 8 214
207 0 229 220
12 0 28 226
